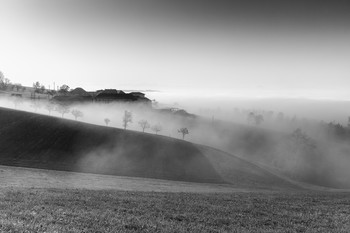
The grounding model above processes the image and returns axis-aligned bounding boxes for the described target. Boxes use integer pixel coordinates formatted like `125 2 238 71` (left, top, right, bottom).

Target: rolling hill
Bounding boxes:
0 107 301 189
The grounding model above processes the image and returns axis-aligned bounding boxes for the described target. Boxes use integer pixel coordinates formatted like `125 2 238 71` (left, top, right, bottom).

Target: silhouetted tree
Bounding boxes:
178 127 189 139
151 123 162 134
327 122 347 141
40 85 46 94
138 119 150 132
33 81 41 93
58 84 70 95
122 110 132 130
71 109 83 120
104 118 111 126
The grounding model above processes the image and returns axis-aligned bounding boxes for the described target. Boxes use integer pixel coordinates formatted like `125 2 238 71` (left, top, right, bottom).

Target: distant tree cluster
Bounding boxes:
33 81 46 94
247 112 264 126
323 121 349 141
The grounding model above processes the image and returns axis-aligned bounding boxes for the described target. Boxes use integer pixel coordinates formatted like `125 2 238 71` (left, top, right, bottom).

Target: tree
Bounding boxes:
40 85 46 94
151 123 162 134
55 104 70 118
122 110 132 130
45 103 55 115
178 127 189 139
58 84 70 95
0 78 11 90
138 120 150 132
71 109 83 120
104 118 111 126
33 81 41 93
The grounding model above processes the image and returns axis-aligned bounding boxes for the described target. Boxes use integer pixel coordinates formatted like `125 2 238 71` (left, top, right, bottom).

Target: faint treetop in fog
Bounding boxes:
247 112 264 126
178 127 189 140
122 110 132 130
71 109 83 120
104 118 111 126
138 119 150 132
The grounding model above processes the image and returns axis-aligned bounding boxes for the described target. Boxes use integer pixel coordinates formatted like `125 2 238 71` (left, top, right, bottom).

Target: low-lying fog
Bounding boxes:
1 91 350 188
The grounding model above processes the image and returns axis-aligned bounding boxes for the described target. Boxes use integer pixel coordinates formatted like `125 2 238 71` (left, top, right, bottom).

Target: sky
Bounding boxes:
0 0 350 99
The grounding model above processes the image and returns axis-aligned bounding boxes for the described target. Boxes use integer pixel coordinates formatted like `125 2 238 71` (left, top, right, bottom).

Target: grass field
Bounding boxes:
1 188 350 233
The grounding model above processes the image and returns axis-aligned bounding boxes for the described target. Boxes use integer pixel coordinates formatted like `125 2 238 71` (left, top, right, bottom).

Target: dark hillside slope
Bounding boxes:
0 108 222 183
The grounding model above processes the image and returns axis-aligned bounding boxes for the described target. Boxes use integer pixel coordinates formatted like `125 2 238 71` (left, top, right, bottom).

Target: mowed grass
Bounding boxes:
1 188 350 233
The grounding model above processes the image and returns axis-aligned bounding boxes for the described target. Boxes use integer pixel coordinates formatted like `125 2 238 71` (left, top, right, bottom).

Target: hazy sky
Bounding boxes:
1 0 349 99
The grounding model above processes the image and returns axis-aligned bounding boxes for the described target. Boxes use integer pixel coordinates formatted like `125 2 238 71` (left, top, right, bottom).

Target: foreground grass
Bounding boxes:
0 188 349 232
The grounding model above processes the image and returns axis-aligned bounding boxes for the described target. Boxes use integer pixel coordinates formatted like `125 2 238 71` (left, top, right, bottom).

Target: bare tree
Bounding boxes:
55 104 70 118
151 123 162 135
104 118 111 126
138 119 150 132
178 127 189 140
122 110 132 130
45 103 55 115
71 109 83 120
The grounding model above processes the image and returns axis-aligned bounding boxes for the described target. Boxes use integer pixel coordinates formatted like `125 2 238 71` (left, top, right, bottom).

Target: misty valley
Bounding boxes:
1 0 350 231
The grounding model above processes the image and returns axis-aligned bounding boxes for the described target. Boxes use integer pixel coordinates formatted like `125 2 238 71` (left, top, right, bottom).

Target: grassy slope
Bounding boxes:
0 107 303 190
0 107 222 183
197 146 301 190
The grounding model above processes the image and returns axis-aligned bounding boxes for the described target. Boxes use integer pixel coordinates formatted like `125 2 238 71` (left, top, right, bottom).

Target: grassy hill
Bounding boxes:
0 107 223 183
0 107 301 189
